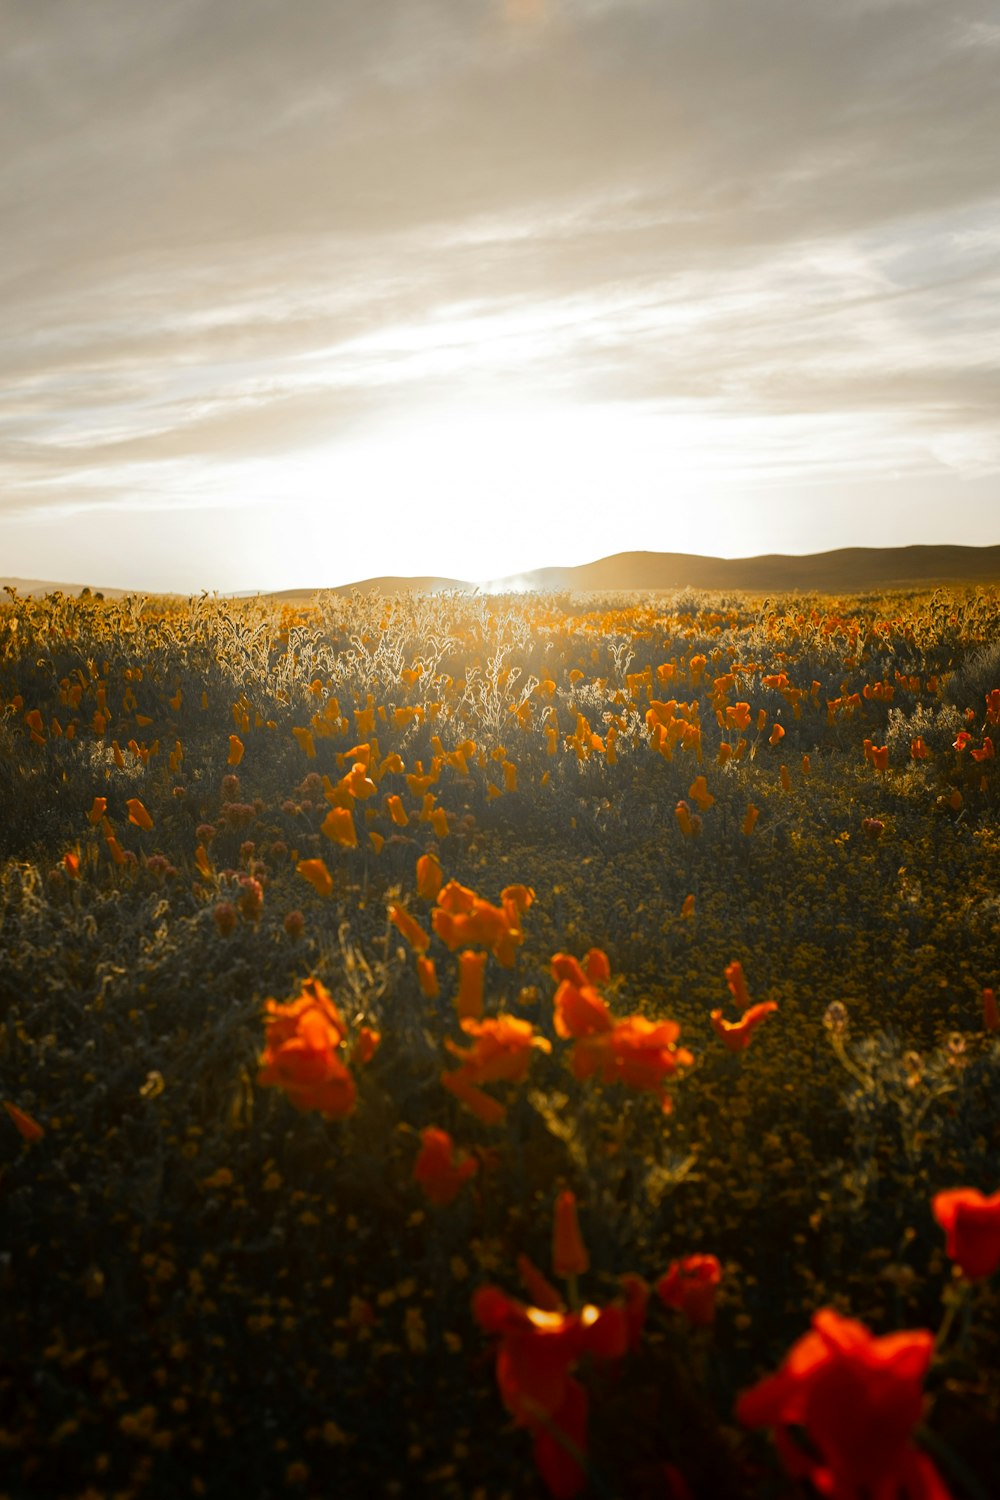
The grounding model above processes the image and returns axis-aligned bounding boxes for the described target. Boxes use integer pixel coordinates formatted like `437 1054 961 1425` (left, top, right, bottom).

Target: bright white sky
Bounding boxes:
2 0 999 591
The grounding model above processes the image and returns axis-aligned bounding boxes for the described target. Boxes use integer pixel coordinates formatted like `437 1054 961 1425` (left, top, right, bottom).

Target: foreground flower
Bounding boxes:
257 978 359 1118
472 1285 629 1498
736 1308 950 1500
656 1255 722 1327
412 1126 478 1207
931 1187 1000 1278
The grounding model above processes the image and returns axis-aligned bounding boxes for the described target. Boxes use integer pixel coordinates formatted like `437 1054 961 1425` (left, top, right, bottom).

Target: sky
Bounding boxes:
2 0 999 593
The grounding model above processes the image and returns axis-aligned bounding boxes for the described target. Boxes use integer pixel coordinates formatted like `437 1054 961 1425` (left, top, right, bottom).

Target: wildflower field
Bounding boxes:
2 582 999 1500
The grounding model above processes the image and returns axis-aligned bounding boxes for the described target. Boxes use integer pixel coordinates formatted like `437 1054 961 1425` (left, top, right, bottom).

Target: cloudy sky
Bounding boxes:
2 0 998 591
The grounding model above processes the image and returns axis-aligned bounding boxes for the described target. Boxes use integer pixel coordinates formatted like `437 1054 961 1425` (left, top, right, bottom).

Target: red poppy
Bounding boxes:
472 1287 629 1499
736 1308 948 1500
656 1255 722 1327
931 1187 1000 1278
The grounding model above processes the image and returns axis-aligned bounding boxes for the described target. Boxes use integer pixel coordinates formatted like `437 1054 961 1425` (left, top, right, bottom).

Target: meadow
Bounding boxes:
1 582 998 1500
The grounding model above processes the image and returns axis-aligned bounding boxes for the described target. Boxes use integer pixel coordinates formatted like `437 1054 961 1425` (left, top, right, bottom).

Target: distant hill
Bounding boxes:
495 544 1000 594
3 544 999 601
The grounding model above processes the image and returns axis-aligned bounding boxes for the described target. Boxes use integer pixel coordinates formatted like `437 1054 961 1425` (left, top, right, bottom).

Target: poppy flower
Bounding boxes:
292 727 316 758
445 1014 551 1085
228 735 244 766
931 1188 1000 1278
681 894 695 919
320 807 357 848
417 956 439 999
257 978 357 1118
386 794 409 827
472 1287 629 1499
126 799 154 832
517 1254 563 1312
3 1100 44 1143
440 1070 508 1125
413 1126 478 1207
656 1255 722 1327
724 961 751 1011
768 723 785 745
553 977 614 1038
350 1027 380 1067
552 1190 589 1278
571 1015 693 1112
736 1308 947 1500
416 852 444 900
741 804 759 835
388 904 431 953
710 1001 778 1051
297 858 333 898
984 988 999 1034
457 950 487 1021
688 776 714 811
87 796 107 825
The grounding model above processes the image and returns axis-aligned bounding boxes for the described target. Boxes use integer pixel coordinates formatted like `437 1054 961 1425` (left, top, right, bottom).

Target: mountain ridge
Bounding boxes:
3 543 1000 600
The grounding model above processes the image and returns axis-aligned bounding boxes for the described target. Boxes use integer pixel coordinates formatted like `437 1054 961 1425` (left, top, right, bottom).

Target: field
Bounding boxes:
1 583 999 1500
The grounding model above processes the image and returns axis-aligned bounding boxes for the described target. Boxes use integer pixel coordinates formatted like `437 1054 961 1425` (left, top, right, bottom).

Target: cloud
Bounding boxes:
1 0 998 559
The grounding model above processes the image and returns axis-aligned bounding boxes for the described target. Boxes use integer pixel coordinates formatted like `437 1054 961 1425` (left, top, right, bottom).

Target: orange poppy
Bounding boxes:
388 904 431 953
688 776 714 811
440 1069 508 1125
257 978 356 1118
412 1126 478 1207
386 794 409 827
984 988 999 1034
741 804 759 836
710 1001 778 1051
724 961 751 1011
228 735 244 766
552 1190 589 1278
456 950 487 1021
320 807 357 848
297 858 334 898
416 852 444 899
445 1014 551 1085
3 1100 44 1143
87 796 107 825
126 799 153 832
416 956 439 999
